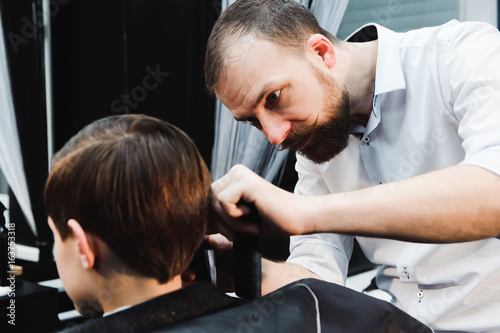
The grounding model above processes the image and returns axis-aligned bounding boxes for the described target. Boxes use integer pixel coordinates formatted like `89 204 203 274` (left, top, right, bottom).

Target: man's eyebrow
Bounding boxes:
251 82 275 110
233 81 282 122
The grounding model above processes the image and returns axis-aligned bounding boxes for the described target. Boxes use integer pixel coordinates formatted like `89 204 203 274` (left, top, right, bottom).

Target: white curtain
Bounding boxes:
310 0 349 35
0 11 37 235
211 0 349 182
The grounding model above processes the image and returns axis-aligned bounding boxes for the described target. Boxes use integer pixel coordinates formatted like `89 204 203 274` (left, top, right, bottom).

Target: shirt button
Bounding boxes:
417 290 424 303
363 136 370 144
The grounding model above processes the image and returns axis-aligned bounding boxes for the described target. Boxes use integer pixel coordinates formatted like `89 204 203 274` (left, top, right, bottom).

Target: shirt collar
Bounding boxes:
346 23 406 97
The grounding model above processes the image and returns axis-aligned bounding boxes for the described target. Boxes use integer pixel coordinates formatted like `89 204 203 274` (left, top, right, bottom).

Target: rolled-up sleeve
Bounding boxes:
287 233 353 285
285 155 354 285
442 22 500 176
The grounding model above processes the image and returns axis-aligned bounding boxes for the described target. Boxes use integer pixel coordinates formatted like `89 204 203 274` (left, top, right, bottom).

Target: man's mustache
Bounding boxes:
280 117 319 150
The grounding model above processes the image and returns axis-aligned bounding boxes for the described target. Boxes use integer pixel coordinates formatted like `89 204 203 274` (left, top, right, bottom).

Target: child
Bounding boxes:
44 114 240 332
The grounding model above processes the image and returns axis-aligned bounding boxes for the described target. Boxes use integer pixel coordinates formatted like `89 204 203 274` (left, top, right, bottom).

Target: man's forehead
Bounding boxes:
218 37 281 91
215 38 260 104
216 37 305 112
224 34 255 61
215 69 257 111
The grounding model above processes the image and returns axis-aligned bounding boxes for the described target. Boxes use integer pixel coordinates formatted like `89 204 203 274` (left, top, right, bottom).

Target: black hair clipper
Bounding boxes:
188 243 213 284
233 202 261 299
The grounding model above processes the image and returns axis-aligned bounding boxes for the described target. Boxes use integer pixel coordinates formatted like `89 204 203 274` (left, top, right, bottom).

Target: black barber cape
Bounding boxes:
58 279 431 332
56 281 243 333
163 278 431 332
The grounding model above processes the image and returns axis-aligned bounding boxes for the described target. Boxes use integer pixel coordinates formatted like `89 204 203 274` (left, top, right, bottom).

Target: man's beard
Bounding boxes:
281 66 351 164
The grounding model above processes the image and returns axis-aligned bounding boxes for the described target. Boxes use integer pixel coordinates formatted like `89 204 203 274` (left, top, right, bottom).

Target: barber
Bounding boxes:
205 1 500 332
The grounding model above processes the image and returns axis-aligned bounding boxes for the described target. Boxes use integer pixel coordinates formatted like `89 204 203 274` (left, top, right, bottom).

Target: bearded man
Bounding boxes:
205 1 500 332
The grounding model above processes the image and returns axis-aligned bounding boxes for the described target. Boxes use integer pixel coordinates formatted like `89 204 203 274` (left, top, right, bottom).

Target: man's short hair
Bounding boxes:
44 114 211 284
204 0 339 95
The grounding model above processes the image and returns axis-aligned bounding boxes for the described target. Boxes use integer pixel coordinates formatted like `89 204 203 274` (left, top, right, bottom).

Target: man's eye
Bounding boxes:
266 90 281 106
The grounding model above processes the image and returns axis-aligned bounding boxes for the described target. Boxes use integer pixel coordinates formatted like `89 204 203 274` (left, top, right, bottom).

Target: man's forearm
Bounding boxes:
261 259 324 295
311 164 500 243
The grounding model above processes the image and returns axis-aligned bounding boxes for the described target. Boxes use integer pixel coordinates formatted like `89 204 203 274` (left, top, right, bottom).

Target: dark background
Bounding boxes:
1 3 225 330
1 0 220 263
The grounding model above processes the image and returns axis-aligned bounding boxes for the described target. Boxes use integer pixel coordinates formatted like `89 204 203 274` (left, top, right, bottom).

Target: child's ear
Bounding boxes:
67 219 96 270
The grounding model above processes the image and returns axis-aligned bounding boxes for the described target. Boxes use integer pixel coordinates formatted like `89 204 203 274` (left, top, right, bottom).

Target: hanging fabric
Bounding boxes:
310 0 350 36
0 11 37 235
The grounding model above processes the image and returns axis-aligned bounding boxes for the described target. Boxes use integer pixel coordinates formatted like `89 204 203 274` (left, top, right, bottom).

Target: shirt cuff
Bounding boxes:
286 234 354 286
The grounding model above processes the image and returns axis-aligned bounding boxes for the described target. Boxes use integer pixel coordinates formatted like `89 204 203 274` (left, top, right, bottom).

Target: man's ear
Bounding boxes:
67 219 96 270
306 34 336 69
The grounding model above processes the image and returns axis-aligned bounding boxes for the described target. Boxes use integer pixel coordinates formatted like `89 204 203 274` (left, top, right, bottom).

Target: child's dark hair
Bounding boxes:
45 114 211 283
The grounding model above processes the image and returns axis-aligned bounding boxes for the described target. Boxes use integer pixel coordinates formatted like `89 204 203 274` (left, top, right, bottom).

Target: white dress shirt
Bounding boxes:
287 20 500 332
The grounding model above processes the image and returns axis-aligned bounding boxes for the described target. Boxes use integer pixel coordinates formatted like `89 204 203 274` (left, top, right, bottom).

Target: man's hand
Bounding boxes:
211 164 312 239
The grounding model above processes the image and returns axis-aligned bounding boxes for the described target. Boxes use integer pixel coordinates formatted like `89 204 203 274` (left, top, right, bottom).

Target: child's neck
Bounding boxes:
100 274 183 314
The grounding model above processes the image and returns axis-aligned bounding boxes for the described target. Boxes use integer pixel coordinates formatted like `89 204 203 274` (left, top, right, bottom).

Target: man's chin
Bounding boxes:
297 150 333 164
298 141 349 164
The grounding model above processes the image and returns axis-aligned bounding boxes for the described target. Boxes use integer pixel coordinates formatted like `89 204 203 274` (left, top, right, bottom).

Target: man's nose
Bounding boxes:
260 114 291 146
